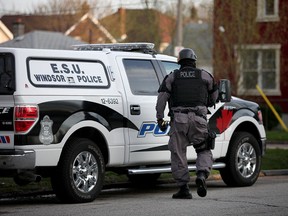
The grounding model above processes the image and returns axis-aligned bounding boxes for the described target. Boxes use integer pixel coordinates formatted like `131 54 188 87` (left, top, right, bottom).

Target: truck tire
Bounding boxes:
220 132 261 187
51 138 105 203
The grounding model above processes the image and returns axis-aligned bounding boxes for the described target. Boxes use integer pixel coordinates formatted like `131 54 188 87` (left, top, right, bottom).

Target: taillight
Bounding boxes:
14 105 39 134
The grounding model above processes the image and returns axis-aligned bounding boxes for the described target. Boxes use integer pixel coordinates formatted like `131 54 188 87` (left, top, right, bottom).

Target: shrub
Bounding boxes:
260 104 282 130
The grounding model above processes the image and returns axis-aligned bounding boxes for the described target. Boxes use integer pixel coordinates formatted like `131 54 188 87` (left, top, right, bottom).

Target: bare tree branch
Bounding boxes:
32 0 112 18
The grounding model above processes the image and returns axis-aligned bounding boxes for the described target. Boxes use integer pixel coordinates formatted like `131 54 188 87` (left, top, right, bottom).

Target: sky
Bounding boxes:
0 0 207 16
1 0 127 14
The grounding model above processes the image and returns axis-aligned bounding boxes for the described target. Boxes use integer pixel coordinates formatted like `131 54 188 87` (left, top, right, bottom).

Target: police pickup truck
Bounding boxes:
0 43 266 203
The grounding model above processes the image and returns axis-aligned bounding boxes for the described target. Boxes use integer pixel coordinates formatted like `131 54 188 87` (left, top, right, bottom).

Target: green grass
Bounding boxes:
0 177 51 194
261 149 288 170
266 130 288 141
263 130 288 170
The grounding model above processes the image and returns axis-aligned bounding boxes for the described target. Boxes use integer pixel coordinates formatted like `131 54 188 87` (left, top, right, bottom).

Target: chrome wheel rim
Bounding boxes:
72 151 98 193
237 143 257 178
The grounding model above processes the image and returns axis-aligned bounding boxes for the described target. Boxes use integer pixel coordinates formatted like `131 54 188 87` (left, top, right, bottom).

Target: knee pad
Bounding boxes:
194 141 207 153
194 131 216 153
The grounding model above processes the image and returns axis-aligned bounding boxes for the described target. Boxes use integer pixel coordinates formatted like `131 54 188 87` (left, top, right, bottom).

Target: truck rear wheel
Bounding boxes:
220 132 261 187
51 138 105 203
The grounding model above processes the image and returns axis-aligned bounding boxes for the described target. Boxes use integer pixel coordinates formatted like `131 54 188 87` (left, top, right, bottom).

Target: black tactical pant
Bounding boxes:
168 110 213 187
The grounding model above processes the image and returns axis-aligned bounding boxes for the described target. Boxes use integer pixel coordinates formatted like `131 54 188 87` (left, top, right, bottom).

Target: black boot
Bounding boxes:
195 172 207 197
172 184 192 199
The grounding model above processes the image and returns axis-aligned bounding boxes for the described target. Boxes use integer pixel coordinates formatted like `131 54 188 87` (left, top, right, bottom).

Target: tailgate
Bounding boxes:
0 53 15 150
0 96 14 149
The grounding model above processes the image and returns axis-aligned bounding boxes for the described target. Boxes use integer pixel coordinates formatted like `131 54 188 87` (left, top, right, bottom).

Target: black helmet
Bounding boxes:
178 48 197 63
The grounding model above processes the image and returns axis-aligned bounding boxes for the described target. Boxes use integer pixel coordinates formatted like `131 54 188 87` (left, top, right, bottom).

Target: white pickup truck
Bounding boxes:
0 43 266 203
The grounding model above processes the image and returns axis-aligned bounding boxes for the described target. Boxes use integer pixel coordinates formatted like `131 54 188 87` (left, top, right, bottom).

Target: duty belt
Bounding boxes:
173 110 190 114
173 110 207 120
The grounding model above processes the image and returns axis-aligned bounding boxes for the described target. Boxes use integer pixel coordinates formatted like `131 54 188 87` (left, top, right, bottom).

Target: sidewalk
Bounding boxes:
267 142 288 149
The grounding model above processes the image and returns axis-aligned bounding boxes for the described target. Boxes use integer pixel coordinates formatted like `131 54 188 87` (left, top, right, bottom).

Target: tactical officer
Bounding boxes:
156 48 218 199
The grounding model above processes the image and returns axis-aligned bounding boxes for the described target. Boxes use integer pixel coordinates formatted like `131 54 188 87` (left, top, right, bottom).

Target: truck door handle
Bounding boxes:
130 105 141 115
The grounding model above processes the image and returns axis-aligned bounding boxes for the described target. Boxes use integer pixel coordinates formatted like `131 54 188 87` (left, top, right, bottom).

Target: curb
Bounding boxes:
266 141 288 145
261 169 288 176
267 144 288 149
207 169 288 181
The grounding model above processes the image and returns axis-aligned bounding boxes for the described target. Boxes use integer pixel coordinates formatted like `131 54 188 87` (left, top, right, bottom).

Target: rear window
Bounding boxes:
0 53 15 95
123 59 160 95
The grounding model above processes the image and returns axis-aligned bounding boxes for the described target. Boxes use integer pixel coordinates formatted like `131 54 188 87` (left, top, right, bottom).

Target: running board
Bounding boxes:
128 162 226 175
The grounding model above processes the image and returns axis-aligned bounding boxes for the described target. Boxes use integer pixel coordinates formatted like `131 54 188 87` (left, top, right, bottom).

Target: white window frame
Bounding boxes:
257 0 279 22
236 44 281 96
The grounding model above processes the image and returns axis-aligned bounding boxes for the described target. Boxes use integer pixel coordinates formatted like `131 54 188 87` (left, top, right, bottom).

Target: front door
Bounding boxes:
118 57 171 164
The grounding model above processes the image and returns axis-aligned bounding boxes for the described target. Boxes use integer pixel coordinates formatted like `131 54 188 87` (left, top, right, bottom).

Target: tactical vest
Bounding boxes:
170 67 208 107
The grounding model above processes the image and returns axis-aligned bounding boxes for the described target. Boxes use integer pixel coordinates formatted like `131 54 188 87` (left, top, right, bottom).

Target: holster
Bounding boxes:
207 131 216 150
194 131 216 153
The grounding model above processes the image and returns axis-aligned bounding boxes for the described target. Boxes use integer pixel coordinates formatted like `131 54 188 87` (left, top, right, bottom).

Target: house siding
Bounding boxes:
213 0 288 113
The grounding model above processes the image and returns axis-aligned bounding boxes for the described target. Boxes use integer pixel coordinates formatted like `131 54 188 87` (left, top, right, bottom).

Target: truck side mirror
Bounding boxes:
218 79 231 102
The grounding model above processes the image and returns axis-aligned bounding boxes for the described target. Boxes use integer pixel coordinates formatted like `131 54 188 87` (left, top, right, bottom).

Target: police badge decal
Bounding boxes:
39 115 53 145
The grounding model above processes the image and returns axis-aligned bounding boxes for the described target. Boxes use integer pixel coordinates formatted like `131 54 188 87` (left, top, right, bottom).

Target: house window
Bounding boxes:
237 44 281 96
257 0 279 22
265 0 275 15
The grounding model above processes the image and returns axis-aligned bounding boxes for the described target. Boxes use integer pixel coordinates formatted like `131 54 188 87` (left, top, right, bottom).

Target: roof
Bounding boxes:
100 8 175 48
1 14 81 33
163 22 212 60
65 13 116 43
1 9 175 48
1 13 117 44
0 20 13 40
183 22 212 62
0 30 85 49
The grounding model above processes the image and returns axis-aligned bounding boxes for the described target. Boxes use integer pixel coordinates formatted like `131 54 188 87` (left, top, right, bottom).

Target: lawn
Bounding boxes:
266 130 288 142
263 130 288 170
262 148 288 170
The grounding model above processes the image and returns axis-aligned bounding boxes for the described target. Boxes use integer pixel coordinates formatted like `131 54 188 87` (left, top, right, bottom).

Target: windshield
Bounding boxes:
161 61 180 74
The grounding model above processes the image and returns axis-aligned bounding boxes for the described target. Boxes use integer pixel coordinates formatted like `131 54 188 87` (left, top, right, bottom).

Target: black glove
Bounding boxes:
157 119 168 132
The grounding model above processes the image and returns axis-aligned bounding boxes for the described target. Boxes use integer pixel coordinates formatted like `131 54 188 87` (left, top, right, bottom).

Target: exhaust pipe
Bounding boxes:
14 172 42 186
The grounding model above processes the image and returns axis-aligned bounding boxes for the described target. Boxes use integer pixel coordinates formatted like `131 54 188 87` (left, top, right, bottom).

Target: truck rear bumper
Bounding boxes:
0 149 35 169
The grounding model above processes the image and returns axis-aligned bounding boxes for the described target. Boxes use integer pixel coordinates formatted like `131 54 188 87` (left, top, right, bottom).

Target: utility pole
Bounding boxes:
174 0 183 56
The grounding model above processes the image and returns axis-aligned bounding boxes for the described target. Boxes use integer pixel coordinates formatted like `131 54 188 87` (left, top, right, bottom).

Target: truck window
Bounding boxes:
161 61 180 74
0 53 15 95
123 59 159 95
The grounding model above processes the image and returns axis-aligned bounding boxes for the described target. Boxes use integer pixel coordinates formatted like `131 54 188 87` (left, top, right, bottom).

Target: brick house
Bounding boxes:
1 8 175 52
0 13 116 44
0 20 13 43
100 8 175 52
213 0 288 121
